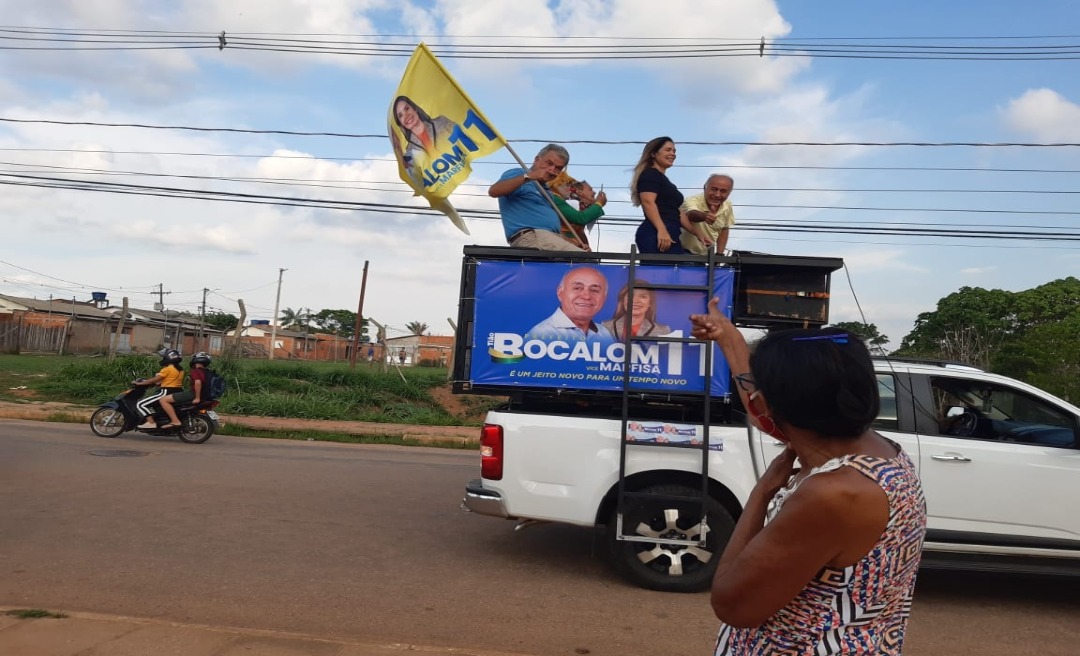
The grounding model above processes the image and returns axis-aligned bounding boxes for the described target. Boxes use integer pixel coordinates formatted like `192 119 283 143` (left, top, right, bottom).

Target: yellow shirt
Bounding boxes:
156 365 185 389
679 194 736 255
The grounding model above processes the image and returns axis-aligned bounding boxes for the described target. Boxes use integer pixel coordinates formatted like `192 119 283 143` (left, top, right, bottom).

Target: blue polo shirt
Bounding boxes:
496 167 561 241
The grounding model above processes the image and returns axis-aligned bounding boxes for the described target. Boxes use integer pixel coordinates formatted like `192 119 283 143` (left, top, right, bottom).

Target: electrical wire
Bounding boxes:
4 27 1080 60
5 117 1080 147
5 173 1080 242
5 146 1080 176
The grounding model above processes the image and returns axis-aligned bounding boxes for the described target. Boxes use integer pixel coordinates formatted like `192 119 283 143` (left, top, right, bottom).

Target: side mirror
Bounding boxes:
946 406 966 418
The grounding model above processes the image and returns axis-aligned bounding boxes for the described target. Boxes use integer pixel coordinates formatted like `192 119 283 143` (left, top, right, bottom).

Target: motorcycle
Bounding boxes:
89 380 221 444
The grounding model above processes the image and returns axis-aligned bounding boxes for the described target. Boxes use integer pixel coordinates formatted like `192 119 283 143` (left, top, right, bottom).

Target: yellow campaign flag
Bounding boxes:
388 43 507 235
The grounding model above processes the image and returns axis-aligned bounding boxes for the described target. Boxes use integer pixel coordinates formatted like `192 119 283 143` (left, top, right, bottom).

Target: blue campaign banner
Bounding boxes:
470 260 734 395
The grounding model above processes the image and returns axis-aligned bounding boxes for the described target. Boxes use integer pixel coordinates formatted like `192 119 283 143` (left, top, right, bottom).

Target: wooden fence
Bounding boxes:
0 316 69 354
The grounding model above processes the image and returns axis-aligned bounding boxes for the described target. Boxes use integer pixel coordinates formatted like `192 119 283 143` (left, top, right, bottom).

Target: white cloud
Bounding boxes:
960 266 996 275
1002 88 1080 141
835 248 926 274
433 0 803 99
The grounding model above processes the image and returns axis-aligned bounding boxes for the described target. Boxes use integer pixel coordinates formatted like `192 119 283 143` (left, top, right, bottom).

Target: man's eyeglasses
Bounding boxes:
734 373 757 393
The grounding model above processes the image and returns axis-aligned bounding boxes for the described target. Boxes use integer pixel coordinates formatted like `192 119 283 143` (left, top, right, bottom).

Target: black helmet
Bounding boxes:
159 349 182 366
190 352 212 367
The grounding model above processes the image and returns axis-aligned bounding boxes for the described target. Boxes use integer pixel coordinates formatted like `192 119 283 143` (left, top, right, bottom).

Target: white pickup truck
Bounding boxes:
463 358 1080 592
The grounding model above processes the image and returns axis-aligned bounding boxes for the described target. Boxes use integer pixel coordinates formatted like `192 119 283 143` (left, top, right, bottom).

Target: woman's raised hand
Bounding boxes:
689 297 730 342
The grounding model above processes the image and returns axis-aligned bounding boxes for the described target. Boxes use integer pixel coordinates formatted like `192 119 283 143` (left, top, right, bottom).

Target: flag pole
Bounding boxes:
504 143 585 250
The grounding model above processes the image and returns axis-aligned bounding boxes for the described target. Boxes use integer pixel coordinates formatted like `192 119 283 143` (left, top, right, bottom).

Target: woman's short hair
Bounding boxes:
750 327 879 439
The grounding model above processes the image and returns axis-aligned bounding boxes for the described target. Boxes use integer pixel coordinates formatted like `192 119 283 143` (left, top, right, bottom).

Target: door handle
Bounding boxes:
931 454 971 463
771 440 785 447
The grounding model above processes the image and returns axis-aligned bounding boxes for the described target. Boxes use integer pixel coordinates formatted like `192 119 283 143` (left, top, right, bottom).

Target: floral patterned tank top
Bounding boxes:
715 446 927 655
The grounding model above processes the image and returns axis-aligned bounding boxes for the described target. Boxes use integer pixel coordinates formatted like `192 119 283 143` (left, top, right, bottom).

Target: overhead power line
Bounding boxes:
5 172 1080 242
6 160 1080 200
4 117 1080 147
5 146 1080 175
3 27 1080 60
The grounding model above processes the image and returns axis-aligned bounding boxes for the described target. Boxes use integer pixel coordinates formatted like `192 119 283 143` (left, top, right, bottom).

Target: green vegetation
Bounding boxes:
0 354 84 404
0 353 478 425
5 608 67 619
45 412 84 423
895 277 1080 403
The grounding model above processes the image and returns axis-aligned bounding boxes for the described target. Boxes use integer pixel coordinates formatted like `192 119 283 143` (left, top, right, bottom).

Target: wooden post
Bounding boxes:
108 297 129 361
232 299 247 357
446 317 457 380
349 260 370 370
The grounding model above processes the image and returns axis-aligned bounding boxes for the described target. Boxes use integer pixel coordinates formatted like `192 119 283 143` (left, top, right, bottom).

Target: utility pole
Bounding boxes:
349 260 370 370
198 287 209 352
269 268 286 360
154 283 170 311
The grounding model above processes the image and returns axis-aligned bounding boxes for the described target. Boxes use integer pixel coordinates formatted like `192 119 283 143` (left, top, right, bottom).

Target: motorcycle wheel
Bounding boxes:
178 413 214 444
90 407 127 438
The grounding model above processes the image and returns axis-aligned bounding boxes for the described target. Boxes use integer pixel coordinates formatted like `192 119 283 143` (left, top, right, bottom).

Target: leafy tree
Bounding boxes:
405 321 429 336
202 310 239 332
311 308 368 341
830 321 889 350
896 278 1080 400
896 286 1015 368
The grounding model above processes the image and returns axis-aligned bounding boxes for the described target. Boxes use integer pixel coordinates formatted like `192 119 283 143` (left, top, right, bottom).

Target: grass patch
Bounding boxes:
1 353 479 426
45 412 85 423
216 423 476 450
5 608 67 619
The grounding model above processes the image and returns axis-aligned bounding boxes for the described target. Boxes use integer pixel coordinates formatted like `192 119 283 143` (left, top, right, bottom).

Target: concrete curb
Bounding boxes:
0 400 480 447
0 607 532 655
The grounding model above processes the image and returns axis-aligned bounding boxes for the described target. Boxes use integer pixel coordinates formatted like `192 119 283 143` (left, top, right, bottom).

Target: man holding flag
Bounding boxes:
487 144 585 252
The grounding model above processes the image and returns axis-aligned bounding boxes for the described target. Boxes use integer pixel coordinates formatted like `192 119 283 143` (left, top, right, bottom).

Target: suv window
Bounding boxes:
873 374 899 431
930 376 1077 448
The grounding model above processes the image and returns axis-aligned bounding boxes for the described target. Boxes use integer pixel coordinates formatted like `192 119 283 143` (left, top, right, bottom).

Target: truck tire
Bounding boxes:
607 483 735 593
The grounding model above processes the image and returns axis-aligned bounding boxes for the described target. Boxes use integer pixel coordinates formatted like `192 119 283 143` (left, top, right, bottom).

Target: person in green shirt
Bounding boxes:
549 172 607 251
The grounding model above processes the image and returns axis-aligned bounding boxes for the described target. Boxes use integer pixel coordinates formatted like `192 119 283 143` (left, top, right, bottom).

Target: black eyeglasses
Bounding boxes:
733 373 757 393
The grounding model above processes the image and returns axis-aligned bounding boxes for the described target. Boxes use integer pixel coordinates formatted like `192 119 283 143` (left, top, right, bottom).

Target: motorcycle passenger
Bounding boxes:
135 349 185 429
158 352 210 427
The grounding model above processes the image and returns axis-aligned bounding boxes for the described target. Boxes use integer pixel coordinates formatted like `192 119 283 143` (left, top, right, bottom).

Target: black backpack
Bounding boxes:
203 369 227 400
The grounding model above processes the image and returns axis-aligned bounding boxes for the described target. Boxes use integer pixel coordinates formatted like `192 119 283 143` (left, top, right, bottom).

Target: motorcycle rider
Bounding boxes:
135 349 185 429
157 352 210 427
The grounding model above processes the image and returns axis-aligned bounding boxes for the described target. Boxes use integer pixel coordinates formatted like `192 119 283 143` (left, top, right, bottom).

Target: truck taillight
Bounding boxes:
480 423 504 480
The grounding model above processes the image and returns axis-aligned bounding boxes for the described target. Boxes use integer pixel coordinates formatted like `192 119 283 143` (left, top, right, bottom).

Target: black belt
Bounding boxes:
508 228 535 242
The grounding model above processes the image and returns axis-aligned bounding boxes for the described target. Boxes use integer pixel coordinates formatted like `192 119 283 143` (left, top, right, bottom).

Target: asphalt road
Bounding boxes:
1 420 1076 656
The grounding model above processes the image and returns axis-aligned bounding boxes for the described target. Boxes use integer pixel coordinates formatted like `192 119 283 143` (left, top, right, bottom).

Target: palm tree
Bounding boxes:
405 321 429 336
278 307 311 332
278 307 299 329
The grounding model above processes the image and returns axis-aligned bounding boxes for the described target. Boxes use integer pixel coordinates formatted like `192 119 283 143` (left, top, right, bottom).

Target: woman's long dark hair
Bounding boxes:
630 136 673 207
392 95 436 151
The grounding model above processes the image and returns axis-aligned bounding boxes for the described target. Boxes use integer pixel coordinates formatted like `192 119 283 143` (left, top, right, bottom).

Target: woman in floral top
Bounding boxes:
690 300 927 655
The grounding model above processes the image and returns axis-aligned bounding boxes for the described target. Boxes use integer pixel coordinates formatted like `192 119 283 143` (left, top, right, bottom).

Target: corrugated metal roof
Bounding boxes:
0 294 115 319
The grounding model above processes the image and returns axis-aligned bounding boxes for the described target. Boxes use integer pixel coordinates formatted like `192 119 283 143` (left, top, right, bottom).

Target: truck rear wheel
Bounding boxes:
607 483 735 593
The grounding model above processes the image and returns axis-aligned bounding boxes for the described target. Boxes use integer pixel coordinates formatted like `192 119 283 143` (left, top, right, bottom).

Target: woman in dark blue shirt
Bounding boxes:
631 136 688 254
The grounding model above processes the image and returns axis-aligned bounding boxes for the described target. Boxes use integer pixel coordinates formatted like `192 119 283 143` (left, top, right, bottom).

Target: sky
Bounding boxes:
2 0 1079 348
